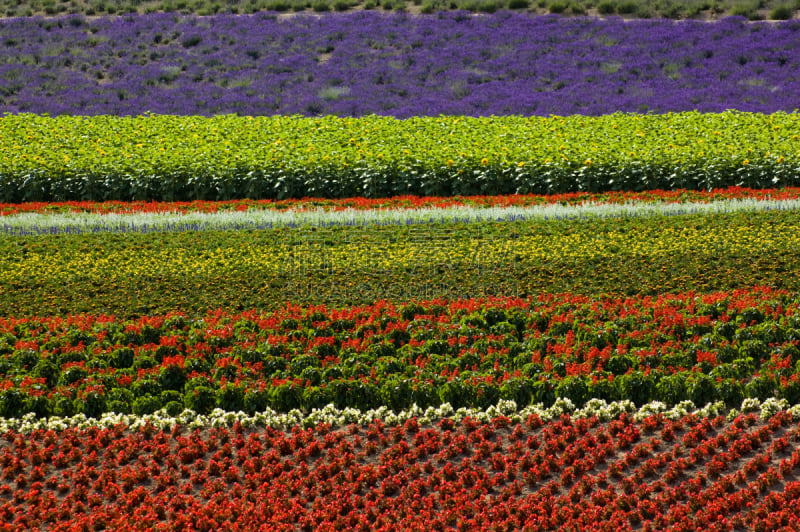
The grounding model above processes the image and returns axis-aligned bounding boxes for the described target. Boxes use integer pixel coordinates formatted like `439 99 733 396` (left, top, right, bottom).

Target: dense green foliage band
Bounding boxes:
3 210 800 316
1 111 798 201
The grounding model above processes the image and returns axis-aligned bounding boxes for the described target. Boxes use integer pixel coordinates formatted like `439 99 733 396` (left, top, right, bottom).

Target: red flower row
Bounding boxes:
1 411 800 530
1 186 798 216
1 286 798 418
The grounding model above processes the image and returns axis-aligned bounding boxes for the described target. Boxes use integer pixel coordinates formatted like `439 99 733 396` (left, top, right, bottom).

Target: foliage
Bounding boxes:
2 112 798 202
1 288 799 417
2 209 800 315
0 0 794 18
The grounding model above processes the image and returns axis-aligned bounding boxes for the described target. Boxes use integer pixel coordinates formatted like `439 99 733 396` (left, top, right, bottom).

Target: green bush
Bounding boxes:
33 360 60 387
568 1 586 14
107 388 134 413
132 395 163 415
217 384 245 411
164 401 184 416
184 385 216 414
0 390 25 417
616 0 636 12
25 395 51 417
618 372 656 407
656 374 689 405
160 390 182 404
730 1 759 18
770 4 794 18
244 389 270 414
688 374 717 406
657 0 685 18
109 347 135 369
157 364 187 391
745 376 777 401
131 378 161 398
302 386 335 410
555 376 589 406
52 394 76 417
596 0 615 13
269 382 303 411
714 379 743 408
77 391 107 418
265 0 292 10
133 355 157 371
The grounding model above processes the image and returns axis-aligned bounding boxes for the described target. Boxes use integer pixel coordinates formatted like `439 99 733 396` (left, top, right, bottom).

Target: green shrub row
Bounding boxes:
3 370 799 419
2 0 797 19
2 288 800 418
1 112 798 202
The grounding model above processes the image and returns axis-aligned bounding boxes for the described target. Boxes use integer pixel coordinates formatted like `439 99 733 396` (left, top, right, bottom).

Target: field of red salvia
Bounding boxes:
2 411 800 531
2 287 799 419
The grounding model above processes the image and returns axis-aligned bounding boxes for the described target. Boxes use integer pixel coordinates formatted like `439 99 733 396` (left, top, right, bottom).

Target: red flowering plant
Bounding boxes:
2 411 800 530
2 287 799 419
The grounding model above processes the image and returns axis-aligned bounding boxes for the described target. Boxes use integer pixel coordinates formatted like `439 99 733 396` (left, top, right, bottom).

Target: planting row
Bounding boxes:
2 0 797 19
3 111 799 201
1 409 800 530
1 13 799 118
4 195 800 236
2 288 800 418
2 209 799 314
2 186 800 216
0 396 795 434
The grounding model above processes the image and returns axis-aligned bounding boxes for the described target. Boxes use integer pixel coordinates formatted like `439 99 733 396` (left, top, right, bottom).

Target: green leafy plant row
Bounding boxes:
1 287 799 418
1 111 798 202
1 0 797 20
1 210 799 316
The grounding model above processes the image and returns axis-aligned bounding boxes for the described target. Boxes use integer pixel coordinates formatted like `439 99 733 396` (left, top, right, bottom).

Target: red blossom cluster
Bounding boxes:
2 411 800 531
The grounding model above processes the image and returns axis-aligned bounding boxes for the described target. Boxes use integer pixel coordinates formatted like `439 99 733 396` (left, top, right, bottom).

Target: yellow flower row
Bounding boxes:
3 213 798 286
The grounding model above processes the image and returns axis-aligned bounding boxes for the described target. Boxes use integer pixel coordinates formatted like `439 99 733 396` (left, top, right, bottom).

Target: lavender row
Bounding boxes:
1 12 798 117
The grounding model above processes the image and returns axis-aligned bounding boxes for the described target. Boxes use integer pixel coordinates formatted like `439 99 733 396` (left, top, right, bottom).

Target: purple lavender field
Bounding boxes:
1 11 799 117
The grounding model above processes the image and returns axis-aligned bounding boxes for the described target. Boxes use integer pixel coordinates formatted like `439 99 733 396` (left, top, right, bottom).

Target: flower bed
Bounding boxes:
2 408 800 530
2 207 800 314
1 13 799 117
2 288 800 418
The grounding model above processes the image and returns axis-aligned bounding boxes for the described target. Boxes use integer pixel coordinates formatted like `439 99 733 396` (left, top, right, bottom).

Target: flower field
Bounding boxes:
3 6 800 531
1 13 799 117
3 407 800 530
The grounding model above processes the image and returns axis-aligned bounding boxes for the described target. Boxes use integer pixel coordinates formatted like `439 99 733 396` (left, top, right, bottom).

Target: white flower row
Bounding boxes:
3 197 799 236
0 397 797 434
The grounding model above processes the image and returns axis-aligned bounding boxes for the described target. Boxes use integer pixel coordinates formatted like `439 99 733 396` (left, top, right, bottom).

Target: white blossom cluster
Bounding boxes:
1 397 798 434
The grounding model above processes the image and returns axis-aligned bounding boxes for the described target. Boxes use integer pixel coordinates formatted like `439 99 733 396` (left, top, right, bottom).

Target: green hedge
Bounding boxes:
1 111 798 202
